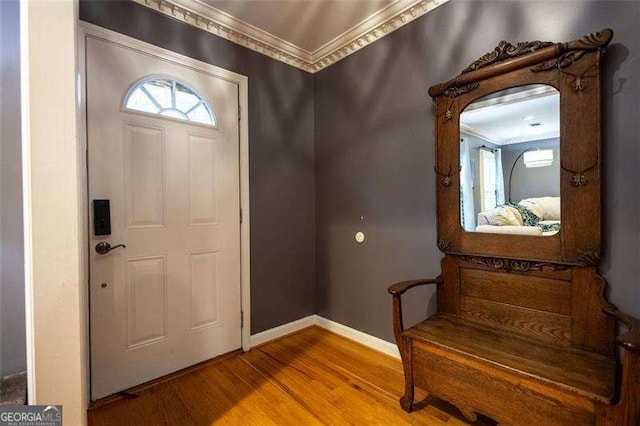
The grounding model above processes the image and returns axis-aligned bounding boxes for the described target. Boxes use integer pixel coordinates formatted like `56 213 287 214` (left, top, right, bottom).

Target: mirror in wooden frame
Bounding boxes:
460 84 560 238
429 29 612 264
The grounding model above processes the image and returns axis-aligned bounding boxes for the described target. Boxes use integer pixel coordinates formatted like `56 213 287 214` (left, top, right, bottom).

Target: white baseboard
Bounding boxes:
249 314 400 359
249 315 316 347
314 315 400 359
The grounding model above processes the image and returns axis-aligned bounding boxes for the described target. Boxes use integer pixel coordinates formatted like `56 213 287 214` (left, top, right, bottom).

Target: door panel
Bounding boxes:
188 135 218 225
189 251 220 330
125 255 168 349
123 124 166 229
87 37 241 400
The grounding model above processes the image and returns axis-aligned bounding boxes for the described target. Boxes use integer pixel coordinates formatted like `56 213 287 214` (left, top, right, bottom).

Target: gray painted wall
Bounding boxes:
80 0 316 334
315 0 640 342
80 0 640 345
502 138 560 203
0 0 26 377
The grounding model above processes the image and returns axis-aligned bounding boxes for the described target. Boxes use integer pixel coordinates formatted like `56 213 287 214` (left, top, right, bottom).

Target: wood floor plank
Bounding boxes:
88 326 483 426
195 361 281 425
242 349 357 425
280 328 407 397
261 332 453 425
174 366 261 425
226 357 324 425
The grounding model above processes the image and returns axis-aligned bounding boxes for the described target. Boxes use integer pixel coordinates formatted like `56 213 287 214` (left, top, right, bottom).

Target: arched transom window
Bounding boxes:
124 76 216 126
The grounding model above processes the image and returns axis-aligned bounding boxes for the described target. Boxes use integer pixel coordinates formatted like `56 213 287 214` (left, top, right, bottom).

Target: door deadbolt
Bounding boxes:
95 241 126 255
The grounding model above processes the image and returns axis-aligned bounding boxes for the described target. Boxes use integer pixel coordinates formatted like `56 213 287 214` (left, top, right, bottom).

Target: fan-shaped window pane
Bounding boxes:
188 104 214 125
176 90 200 112
160 109 188 120
144 81 172 109
126 88 158 113
124 77 216 126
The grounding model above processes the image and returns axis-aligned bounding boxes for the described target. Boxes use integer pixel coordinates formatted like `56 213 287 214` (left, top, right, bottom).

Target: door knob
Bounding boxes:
95 241 126 255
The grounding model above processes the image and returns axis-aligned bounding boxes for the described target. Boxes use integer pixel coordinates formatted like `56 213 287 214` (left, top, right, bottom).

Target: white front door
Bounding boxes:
87 37 242 400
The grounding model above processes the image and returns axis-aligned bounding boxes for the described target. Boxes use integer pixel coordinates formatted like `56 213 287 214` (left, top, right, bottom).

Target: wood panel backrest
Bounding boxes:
438 255 616 354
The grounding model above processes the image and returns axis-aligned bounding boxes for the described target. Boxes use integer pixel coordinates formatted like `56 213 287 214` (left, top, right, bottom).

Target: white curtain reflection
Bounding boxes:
460 139 476 231
495 148 506 206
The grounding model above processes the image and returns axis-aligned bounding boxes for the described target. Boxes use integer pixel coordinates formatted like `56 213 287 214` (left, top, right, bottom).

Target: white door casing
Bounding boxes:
86 34 246 400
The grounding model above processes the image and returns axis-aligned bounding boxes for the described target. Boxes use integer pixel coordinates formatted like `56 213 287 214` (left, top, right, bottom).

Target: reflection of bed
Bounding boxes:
476 196 560 236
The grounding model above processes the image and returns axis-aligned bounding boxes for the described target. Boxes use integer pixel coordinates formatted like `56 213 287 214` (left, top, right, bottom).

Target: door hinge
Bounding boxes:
241 311 244 328
238 105 241 121
240 207 243 224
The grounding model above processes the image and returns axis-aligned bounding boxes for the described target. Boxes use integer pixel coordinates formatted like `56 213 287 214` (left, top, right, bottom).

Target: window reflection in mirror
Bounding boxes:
459 84 560 237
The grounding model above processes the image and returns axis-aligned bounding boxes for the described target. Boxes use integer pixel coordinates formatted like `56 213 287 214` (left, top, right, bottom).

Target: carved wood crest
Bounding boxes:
532 29 613 72
437 240 453 253
428 28 613 99
577 250 601 266
459 255 570 272
442 82 479 99
462 40 554 74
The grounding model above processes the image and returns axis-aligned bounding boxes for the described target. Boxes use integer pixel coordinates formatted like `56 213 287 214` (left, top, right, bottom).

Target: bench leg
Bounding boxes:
399 337 415 412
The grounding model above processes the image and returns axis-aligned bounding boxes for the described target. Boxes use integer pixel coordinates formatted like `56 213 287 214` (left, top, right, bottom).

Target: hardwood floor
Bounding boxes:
88 326 492 425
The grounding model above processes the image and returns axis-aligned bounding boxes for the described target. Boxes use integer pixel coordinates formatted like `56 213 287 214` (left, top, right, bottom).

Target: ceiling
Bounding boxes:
460 86 560 146
136 0 448 72
201 0 394 54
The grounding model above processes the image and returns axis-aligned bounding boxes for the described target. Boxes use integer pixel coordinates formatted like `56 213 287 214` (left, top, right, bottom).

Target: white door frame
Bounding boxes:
77 22 252 385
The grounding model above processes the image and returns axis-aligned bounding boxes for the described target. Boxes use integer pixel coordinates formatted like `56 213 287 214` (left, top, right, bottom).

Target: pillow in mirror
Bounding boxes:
478 205 523 226
519 197 561 221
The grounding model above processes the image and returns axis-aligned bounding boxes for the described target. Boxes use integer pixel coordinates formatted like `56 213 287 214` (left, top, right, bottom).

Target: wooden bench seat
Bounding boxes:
389 266 640 425
404 313 616 404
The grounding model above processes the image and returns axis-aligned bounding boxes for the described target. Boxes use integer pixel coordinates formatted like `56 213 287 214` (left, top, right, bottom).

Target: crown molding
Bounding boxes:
461 123 559 146
133 0 449 73
311 0 444 62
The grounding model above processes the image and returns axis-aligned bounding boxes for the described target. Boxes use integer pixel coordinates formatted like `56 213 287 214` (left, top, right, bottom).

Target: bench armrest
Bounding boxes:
388 278 443 296
601 303 640 425
604 303 640 352
389 277 443 344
